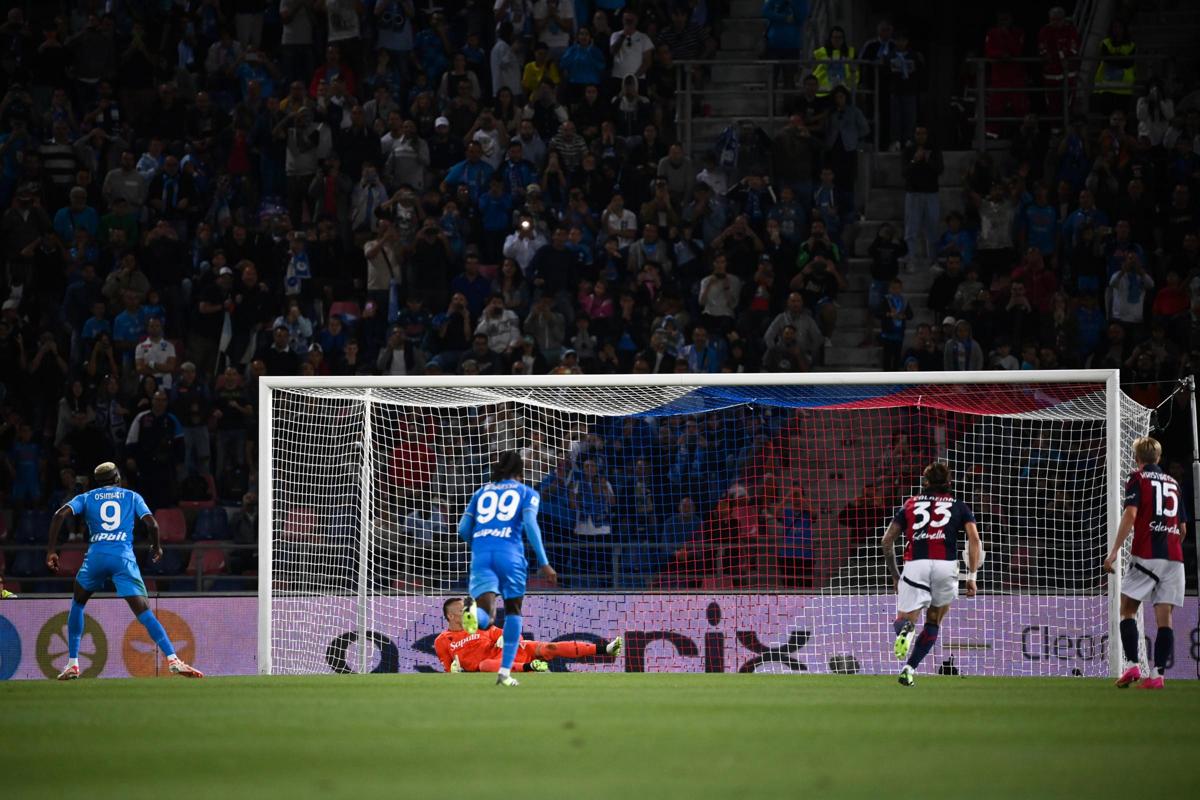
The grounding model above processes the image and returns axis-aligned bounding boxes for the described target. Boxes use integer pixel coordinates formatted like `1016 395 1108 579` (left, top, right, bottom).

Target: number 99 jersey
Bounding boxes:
1125 464 1186 562
463 479 540 555
66 486 151 556
894 492 975 562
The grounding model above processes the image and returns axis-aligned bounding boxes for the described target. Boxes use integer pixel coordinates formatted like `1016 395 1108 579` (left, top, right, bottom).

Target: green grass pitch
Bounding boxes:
5 674 1198 800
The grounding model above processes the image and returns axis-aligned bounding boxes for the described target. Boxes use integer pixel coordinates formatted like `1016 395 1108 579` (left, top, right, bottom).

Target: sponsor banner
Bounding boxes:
0 598 256 680
1 596 1196 679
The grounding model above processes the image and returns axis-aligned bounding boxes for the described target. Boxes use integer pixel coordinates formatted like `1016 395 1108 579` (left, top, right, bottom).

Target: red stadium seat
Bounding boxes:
155 508 188 543
56 547 86 577
328 301 361 322
282 507 319 541
186 547 227 576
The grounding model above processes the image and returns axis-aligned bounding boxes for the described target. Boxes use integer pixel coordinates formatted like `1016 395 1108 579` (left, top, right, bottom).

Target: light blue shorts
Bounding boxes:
468 548 528 600
76 551 148 597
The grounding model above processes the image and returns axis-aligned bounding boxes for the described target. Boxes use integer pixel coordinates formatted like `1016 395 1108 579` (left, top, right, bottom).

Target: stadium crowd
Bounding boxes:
0 2 1197 592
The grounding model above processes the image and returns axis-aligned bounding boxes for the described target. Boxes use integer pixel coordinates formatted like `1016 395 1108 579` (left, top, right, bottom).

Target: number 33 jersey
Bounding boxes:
66 486 152 556
1125 464 1187 562
463 479 540 556
894 492 975 562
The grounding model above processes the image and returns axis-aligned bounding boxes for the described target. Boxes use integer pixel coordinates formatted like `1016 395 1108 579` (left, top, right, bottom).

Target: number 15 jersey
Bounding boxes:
1125 464 1186 562
463 479 540 556
894 491 975 561
65 486 151 557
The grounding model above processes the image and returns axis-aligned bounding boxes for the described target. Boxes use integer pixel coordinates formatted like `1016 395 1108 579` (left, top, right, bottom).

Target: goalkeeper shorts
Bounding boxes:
897 559 958 613
1122 557 1184 608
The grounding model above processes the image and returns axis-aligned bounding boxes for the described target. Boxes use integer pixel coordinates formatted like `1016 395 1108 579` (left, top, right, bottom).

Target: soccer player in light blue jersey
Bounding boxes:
45 462 203 680
459 451 557 687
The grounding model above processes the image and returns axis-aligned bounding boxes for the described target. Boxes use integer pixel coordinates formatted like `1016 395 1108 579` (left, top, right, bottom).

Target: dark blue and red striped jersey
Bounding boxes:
1124 465 1186 562
893 492 976 561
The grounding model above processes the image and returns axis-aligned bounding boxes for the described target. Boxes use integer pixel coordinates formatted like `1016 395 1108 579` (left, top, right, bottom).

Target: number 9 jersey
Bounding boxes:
66 486 151 556
463 479 541 555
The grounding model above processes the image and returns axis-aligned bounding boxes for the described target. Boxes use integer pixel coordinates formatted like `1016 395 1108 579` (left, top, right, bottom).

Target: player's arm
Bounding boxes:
142 513 163 562
964 521 982 598
880 521 902 588
457 490 478 543
433 634 455 672
523 506 556 584
45 505 75 572
1104 506 1138 572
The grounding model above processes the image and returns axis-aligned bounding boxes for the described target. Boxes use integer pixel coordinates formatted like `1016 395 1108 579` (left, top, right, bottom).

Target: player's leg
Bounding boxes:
1114 593 1144 686
121 571 203 677
59 580 95 680
904 603 947 673
531 636 624 660
1141 562 1184 689
464 551 499 634
465 591 498 634
495 595 524 686
893 561 929 663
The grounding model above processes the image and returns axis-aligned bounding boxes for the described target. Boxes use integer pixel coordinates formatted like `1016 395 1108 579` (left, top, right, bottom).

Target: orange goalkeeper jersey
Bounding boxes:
434 627 504 672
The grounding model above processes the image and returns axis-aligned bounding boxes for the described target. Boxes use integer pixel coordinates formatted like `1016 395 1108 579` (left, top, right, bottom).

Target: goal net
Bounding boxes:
258 371 1151 677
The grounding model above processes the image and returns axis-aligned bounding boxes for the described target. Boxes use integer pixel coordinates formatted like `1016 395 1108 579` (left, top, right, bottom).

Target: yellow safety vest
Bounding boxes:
1094 38 1136 95
813 46 858 96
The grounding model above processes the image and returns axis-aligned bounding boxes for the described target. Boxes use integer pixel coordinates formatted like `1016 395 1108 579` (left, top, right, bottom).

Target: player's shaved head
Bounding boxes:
93 461 121 486
443 597 463 621
1132 437 1162 466
921 462 951 492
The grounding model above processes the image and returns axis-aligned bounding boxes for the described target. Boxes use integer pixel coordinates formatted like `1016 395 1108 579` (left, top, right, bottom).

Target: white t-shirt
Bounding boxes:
472 128 504 169
532 0 575 50
135 337 177 389
602 208 637 239
610 30 653 79
326 0 361 42
280 0 315 46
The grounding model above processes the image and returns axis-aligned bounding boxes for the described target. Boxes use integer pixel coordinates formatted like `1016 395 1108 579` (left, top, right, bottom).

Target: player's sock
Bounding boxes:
475 606 491 630
1153 627 1173 678
905 622 939 669
68 601 86 660
536 641 598 660
1119 618 1139 665
893 618 908 636
500 614 523 672
136 610 177 659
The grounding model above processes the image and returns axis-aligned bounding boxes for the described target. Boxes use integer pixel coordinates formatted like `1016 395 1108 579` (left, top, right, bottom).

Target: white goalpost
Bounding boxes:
257 370 1152 677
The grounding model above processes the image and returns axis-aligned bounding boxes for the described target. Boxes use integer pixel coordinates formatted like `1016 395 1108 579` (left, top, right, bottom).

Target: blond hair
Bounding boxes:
1132 437 1161 466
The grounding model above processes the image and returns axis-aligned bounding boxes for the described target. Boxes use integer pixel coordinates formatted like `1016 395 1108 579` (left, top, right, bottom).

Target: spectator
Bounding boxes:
983 11 1029 138
680 325 725 373
1037 7 1081 117
134 316 178 390
878 278 913 371
171 362 212 477
976 181 1018 279
213 367 252 479
560 29 607 100
1108 253 1154 334
943 320 984 370
867 223 908 314
609 11 654 95
772 114 822 210
698 253 743 333
1137 79 1175 147
763 0 808 89
125 389 184 508
824 87 868 213
1092 19 1136 115
812 26 857 96
902 125 944 269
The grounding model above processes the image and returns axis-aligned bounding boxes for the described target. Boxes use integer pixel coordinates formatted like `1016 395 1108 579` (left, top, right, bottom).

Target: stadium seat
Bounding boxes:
14 511 52 544
282 507 319 541
328 301 361 322
179 474 217 510
155 508 188 543
144 547 187 577
56 548 86 577
193 508 231 541
9 549 45 578
186 547 228 576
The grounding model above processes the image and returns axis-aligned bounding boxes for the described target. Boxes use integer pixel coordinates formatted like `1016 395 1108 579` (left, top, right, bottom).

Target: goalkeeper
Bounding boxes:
435 598 623 673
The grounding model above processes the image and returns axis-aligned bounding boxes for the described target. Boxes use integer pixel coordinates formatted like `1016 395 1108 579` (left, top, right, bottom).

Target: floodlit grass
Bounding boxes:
5 673 1198 799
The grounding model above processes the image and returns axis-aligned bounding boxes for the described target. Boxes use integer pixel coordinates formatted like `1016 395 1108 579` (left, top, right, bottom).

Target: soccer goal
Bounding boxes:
257 370 1152 677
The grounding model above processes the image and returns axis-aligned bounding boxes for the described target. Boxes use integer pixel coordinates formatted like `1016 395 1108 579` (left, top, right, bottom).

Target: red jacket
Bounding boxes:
985 26 1026 86
1037 24 1080 78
